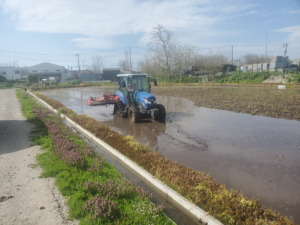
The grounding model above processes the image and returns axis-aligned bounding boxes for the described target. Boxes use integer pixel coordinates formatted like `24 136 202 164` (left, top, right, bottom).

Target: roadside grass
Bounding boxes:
16 89 48 142
17 89 173 225
31 90 296 225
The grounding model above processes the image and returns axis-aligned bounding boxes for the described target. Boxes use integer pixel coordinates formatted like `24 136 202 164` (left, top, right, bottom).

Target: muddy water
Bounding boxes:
40 87 300 223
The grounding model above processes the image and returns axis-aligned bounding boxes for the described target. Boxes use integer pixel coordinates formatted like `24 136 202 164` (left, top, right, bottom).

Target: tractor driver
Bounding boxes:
129 78 138 91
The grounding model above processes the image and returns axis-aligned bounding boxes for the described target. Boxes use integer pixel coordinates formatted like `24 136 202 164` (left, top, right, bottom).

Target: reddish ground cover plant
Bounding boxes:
32 105 169 224
83 196 120 221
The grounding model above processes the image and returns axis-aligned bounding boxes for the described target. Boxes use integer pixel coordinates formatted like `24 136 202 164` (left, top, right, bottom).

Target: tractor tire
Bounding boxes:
116 101 127 118
113 103 118 115
156 104 166 122
128 107 140 123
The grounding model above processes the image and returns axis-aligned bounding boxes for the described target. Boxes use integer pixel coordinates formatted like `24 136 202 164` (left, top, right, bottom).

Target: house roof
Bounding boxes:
116 74 147 77
102 68 120 71
28 63 65 70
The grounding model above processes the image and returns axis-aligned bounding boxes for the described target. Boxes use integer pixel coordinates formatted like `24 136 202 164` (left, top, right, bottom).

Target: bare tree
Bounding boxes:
172 45 196 81
241 54 271 65
150 24 174 81
192 54 229 78
118 49 131 71
92 56 103 74
118 59 130 71
138 55 164 79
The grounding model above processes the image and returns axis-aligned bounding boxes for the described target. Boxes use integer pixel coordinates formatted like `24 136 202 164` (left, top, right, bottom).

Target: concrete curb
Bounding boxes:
27 90 223 225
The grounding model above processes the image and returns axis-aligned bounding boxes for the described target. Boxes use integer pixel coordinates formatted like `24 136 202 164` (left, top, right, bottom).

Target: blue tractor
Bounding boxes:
113 74 166 122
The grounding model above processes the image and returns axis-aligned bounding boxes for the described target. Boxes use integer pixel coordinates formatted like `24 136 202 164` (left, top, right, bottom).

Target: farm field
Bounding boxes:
39 84 300 223
152 84 300 121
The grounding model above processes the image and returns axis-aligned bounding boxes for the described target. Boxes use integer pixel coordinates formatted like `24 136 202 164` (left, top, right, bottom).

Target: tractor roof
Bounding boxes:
116 74 148 78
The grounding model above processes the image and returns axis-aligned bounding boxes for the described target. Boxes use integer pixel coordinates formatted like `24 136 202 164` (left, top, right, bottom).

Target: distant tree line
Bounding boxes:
137 24 271 82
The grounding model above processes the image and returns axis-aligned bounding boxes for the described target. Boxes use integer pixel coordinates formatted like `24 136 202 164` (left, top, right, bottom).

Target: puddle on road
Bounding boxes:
40 87 300 223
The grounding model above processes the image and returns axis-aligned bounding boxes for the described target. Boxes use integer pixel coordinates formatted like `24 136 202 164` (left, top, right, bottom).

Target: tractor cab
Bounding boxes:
117 74 152 93
116 74 155 107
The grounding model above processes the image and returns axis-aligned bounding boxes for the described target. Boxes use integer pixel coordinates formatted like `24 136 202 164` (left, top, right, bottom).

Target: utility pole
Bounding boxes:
76 54 80 78
283 43 288 57
124 49 130 71
129 46 132 72
265 32 268 63
231 45 233 65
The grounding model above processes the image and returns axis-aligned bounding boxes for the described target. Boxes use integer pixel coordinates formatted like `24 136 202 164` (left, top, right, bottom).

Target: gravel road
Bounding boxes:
0 89 78 225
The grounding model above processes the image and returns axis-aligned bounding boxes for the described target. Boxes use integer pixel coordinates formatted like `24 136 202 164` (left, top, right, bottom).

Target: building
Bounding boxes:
102 68 121 81
0 67 28 80
0 62 67 81
242 63 269 73
28 63 66 81
291 58 300 69
79 70 101 82
269 56 289 71
241 56 295 72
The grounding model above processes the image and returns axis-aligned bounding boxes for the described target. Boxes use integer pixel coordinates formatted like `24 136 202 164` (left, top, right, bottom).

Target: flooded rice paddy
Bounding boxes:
40 86 300 223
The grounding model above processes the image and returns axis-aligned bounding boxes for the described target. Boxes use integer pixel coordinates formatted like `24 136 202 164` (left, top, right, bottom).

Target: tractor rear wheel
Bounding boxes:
156 104 166 122
128 107 140 123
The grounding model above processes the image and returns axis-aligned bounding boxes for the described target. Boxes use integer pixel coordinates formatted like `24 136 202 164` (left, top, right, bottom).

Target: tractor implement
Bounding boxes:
88 94 120 106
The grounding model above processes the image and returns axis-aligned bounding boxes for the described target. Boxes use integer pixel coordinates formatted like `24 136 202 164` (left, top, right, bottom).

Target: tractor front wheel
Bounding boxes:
128 107 140 123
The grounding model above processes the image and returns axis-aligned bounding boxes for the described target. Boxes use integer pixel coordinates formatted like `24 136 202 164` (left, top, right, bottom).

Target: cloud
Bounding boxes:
72 36 114 49
0 0 263 49
277 25 300 40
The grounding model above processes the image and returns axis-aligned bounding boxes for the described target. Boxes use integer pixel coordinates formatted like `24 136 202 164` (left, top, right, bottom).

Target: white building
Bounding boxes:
0 67 28 80
241 56 293 72
28 63 65 74
0 62 67 80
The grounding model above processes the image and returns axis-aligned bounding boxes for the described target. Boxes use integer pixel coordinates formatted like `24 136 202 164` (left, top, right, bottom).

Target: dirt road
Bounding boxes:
0 89 77 225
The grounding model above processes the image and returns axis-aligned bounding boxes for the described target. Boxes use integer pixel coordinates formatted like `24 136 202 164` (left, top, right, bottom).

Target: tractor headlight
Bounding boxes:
144 99 151 104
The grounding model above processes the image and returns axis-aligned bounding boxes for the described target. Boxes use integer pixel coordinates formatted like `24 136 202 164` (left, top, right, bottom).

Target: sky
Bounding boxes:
0 0 299 70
